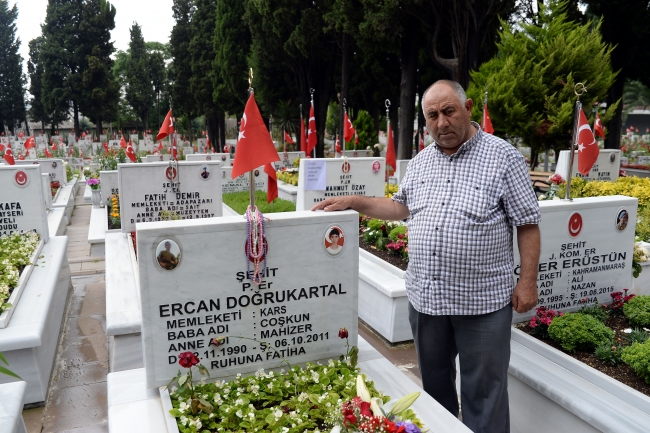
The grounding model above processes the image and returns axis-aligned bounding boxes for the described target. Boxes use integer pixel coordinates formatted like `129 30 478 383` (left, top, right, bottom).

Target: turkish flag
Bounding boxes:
126 140 137 162
81 131 86 138
45 146 53 158
264 163 278 203
69 146 74 156
386 123 396 171
419 131 425 151
344 112 355 143
52 141 58 151
103 141 109 153
307 102 317 156
577 108 599 176
156 109 175 141
0 143 3 151
24 136 35 150
4 145 15 165
300 118 306 153
355 130 359 146
18 153 25 160
171 136 178 161
158 141 163 153
119 136 127 148
335 136 341 154
284 131 294 144
231 93 280 179
482 104 494 134
18 132 24 139
594 113 605 138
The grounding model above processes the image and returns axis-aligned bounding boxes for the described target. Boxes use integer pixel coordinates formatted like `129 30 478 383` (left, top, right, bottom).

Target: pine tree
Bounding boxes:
125 23 155 130
170 0 195 135
27 37 49 131
0 0 26 133
467 1 619 166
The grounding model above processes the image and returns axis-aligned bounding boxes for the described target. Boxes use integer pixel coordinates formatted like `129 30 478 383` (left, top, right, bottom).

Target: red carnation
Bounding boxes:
178 351 200 368
338 327 349 339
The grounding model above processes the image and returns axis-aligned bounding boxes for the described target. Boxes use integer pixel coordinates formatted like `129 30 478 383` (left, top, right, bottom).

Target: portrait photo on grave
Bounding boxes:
199 165 211 180
324 226 345 256
616 208 629 231
156 239 181 270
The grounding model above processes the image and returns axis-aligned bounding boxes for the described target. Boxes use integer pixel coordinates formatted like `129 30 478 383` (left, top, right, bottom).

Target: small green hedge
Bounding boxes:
622 340 650 384
222 191 296 214
548 313 614 352
623 296 650 328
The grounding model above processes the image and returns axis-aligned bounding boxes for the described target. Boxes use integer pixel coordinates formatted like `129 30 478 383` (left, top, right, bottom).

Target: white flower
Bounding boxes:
178 402 190 413
235 398 244 406
189 419 202 429
267 382 273 390
274 409 283 420
248 412 255 419
298 392 309 402
282 428 290 433
236 409 243 418
312 371 320 383
180 416 188 426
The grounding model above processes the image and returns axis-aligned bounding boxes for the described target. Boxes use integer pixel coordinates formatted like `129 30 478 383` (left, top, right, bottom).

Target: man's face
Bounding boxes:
165 242 171 251
423 84 474 154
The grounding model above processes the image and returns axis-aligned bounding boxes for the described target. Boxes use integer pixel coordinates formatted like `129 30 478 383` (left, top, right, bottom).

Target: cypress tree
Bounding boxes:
0 0 26 134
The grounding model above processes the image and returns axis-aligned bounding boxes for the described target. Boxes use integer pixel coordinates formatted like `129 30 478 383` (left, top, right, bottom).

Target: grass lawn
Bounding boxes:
222 190 296 214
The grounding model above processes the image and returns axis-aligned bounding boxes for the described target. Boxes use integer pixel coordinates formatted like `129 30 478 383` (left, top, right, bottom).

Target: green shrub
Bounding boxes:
578 301 609 322
625 329 649 345
621 340 650 384
363 228 383 245
388 225 407 241
367 219 384 231
623 296 650 327
548 313 615 352
221 191 296 214
595 344 623 366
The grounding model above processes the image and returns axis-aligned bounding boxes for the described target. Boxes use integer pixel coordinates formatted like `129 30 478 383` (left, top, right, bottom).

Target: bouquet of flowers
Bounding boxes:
329 375 424 433
86 177 100 190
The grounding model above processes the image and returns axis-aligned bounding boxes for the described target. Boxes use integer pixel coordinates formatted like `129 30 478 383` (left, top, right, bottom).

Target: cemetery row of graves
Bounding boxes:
1 133 650 432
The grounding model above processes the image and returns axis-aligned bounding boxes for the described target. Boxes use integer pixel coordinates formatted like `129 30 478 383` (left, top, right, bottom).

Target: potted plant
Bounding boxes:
87 177 101 207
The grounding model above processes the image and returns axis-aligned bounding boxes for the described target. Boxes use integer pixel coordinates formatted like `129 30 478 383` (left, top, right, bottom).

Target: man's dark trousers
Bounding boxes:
408 303 512 433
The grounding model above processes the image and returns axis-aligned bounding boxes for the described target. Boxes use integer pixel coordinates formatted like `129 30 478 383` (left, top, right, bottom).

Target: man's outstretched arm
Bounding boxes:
311 196 410 221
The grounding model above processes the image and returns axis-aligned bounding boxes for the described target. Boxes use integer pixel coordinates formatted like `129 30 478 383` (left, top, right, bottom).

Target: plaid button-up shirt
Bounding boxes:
392 124 541 315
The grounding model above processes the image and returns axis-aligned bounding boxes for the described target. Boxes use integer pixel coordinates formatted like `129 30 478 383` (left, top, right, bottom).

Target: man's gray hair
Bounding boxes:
422 80 467 106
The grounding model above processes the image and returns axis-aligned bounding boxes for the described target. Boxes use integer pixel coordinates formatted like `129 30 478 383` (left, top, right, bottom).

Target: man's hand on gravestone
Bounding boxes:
311 197 356 212
512 279 538 313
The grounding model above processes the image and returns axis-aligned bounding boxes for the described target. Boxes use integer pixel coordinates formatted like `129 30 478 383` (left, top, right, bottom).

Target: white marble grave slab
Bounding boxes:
220 166 267 194
273 151 305 170
41 174 52 211
0 381 27 433
296 157 385 211
185 153 230 166
15 159 66 183
555 149 621 181
395 159 410 185
100 170 119 205
182 146 193 155
144 154 170 163
637 156 650 165
341 149 373 158
118 161 223 233
513 196 637 323
137 210 358 387
0 165 49 243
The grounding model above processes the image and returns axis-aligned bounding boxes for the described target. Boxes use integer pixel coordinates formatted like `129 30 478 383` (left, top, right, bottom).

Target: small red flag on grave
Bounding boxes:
335 135 341 154
45 146 52 158
482 103 494 134
18 132 24 139
24 136 35 150
577 108 599 176
103 141 109 153
206 136 211 152
419 131 425 151
264 163 278 203
231 92 280 179
307 102 317 156
69 146 74 156
18 153 24 160
344 112 355 143
126 139 137 162
120 135 127 148
52 141 57 151
157 110 175 141
594 113 605 138
158 141 163 153
386 123 396 172
4 144 15 165
300 118 306 153
0 143 3 152
284 130 294 144
171 136 178 161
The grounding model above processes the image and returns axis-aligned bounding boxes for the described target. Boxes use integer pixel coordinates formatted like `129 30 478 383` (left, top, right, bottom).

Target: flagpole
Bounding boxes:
310 88 316 158
300 103 303 155
564 83 587 201
248 69 256 211
385 99 391 177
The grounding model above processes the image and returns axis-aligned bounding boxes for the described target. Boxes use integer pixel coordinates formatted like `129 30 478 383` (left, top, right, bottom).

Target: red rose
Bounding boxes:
344 413 357 427
360 401 372 417
338 327 349 339
178 351 200 368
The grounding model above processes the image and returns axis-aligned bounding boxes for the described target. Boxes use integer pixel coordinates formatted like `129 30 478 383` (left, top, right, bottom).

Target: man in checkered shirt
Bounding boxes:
313 80 541 432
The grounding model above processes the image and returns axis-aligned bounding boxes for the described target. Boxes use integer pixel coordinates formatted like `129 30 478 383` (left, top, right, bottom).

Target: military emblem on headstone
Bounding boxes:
342 161 350 174
206 155 211 160
165 166 177 181
14 170 28 187
568 212 583 237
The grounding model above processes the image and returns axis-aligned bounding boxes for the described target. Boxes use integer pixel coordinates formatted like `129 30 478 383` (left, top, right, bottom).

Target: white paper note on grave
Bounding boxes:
0 165 49 243
296 157 385 211
512 196 637 323
137 210 359 387
304 160 326 191
117 161 223 233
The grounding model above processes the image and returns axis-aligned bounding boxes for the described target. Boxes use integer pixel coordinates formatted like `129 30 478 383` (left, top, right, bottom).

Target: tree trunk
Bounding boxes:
73 102 80 136
96 116 102 142
219 111 226 152
339 33 350 150
205 112 219 151
398 18 418 160
604 76 624 149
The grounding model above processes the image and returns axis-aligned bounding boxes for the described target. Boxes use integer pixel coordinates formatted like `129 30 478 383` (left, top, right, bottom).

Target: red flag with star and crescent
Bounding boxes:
419 131 425 151
335 135 341 154
577 108 599 176
344 111 355 143
52 141 58 151
594 112 605 138
300 118 306 153
126 139 137 162
306 102 317 156
120 135 127 149
24 136 35 150
232 93 280 178
171 136 178 161
482 104 494 134
284 130 294 144
18 153 25 160
4 144 15 165
45 146 53 158
386 123 396 172
103 141 109 153
157 110 175 141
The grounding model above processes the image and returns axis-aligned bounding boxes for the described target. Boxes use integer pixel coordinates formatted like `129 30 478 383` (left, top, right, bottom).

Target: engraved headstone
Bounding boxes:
0 165 49 242
341 150 373 158
99 170 119 204
636 156 650 165
296 157 386 211
145 154 171 162
555 150 621 182
138 210 359 387
220 166 268 194
118 161 223 232
395 160 410 185
186 153 230 166
273 151 305 170
15 159 67 183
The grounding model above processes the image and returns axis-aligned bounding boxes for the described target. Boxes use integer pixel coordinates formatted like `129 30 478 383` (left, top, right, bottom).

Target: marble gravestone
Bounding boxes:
100 170 119 204
513 196 637 323
15 159 67 183
273 151 305 170
620 157 629 166
186 153 231 166
0 165 49 243
118 161 223 233
341 150 373 158
145 154 171 163
220 166 268 194
109 140 120 148
394 160 410 185
182 146 193 155
137 210 359 387
296 157 386 211
555 149 621 181
636 156 650 165
197 138 207 152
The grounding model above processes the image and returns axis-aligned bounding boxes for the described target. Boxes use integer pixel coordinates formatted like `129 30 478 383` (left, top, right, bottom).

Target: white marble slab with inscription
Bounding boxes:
185 153 230 166
144 154 170 163
118 161 223 233
555 149 621 181
296 157 385 211
273 151 305 170
395 159 410 185
0 165 49 243
15 158 67 183
100 170 119 205
220 166 267 194
341 149 373 158
137 210 359 387
513 196 637 323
